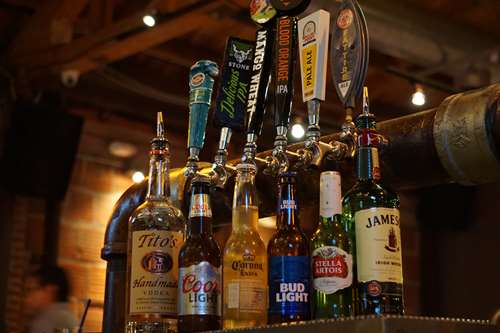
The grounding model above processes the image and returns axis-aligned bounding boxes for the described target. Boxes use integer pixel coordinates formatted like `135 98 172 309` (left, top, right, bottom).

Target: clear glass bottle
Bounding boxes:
126 113 186 333
222 163 268 328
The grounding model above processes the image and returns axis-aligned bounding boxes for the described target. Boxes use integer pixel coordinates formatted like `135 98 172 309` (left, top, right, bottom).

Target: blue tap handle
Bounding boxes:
188 60 219 151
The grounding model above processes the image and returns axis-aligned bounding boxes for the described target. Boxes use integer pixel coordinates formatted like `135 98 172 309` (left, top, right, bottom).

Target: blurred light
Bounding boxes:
411 84 426 106
143 15 156 27
291 123 305 139
132 171 145 184
109 141 138 158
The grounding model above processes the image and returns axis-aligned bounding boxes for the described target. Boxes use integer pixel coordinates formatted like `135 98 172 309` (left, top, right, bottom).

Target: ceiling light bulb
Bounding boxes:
132 171 145 184
291 123 305 139
143 15 156 27
411 85 426 106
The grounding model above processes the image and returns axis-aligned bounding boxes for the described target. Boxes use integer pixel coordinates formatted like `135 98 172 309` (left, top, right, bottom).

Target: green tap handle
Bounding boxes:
188 60 219 152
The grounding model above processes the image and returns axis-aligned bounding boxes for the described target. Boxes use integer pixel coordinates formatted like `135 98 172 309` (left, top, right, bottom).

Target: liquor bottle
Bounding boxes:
268 172 310 324
311 171 353 319
126 113 186 333
222 163 268 328
342 87 404 315
178 176 221 332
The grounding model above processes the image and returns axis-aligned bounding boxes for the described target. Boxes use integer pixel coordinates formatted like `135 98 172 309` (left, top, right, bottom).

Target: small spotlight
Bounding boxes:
291 123 305 139
132 171 145 184
142 14 156 27
411 84 426 106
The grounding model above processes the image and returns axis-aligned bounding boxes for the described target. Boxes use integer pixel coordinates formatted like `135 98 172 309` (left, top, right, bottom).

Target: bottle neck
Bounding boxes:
357 147 379 181
188 182 212 236
277 182 298 229
356 115 381 182
233 169 257 208
146 150 170 200
319 214 343 230
232 167 258 230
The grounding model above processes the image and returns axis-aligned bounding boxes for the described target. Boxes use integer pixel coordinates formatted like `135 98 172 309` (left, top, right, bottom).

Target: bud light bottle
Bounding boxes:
268 172 310 324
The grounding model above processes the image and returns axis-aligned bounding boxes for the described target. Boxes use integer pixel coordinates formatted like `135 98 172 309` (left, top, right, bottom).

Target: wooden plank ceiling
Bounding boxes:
0 0 498 162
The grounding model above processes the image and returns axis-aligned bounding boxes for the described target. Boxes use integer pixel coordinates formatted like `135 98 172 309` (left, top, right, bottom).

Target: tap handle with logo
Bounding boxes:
246 26 275 139
188 60 219 157
298 10 330 104
213 37 254 132
298 10 330 141
273 16 298 133
330 0 369 109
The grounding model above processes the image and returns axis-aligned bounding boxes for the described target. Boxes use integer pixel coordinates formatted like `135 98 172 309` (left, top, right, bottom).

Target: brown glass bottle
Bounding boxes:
178 177 221 332
268 172 311 324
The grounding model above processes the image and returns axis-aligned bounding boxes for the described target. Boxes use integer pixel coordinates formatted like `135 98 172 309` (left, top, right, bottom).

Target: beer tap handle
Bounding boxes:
186 60 219 177
212 37 254 187
298 9 330 142
273 16 297 147
244 26 275 162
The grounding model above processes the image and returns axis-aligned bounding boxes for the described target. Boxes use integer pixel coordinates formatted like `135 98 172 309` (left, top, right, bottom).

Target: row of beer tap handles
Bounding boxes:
184 0 371 187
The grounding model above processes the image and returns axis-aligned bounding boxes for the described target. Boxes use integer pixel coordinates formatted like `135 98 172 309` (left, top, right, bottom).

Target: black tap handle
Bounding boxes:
246 26 275 137
274 16 297 129
213 37 254 131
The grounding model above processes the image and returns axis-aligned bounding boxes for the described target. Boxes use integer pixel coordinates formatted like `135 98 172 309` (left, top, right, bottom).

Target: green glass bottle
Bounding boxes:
311 171 353 319
342 87 404 315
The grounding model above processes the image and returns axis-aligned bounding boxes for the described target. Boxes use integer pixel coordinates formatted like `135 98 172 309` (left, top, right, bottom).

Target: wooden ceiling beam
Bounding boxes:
61 9 220 75
10 1 223 72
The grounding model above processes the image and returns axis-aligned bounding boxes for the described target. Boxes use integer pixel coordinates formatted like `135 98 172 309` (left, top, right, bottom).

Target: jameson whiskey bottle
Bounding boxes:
223 163 268 328
311 171 353 319
126 113 186 333
178 177 221 332
268 172 310 324
342 88 404 315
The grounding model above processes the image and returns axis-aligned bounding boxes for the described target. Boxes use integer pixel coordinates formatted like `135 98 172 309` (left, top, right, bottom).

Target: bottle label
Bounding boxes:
129 230 183 315
178 261 221 316
189 193 212 218
223 253 267 312
269 256 310 317
312 246 352 294
319 172 342 217
354 208 403 284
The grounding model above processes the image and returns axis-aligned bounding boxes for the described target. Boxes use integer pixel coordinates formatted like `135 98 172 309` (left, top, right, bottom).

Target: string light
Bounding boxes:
411 84 426 106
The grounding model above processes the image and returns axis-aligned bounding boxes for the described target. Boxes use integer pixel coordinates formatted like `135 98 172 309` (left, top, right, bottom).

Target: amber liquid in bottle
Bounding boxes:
223 163 268 328
125 114 186 333
178 178 221 332
268 172 311 324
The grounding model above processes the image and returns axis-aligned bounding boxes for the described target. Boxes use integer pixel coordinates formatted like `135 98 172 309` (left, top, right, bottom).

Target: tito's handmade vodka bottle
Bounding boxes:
125 113 186 333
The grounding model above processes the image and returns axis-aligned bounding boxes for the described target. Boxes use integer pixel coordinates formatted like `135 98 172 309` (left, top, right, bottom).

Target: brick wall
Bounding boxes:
3 196 45 333
58 157 132 332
